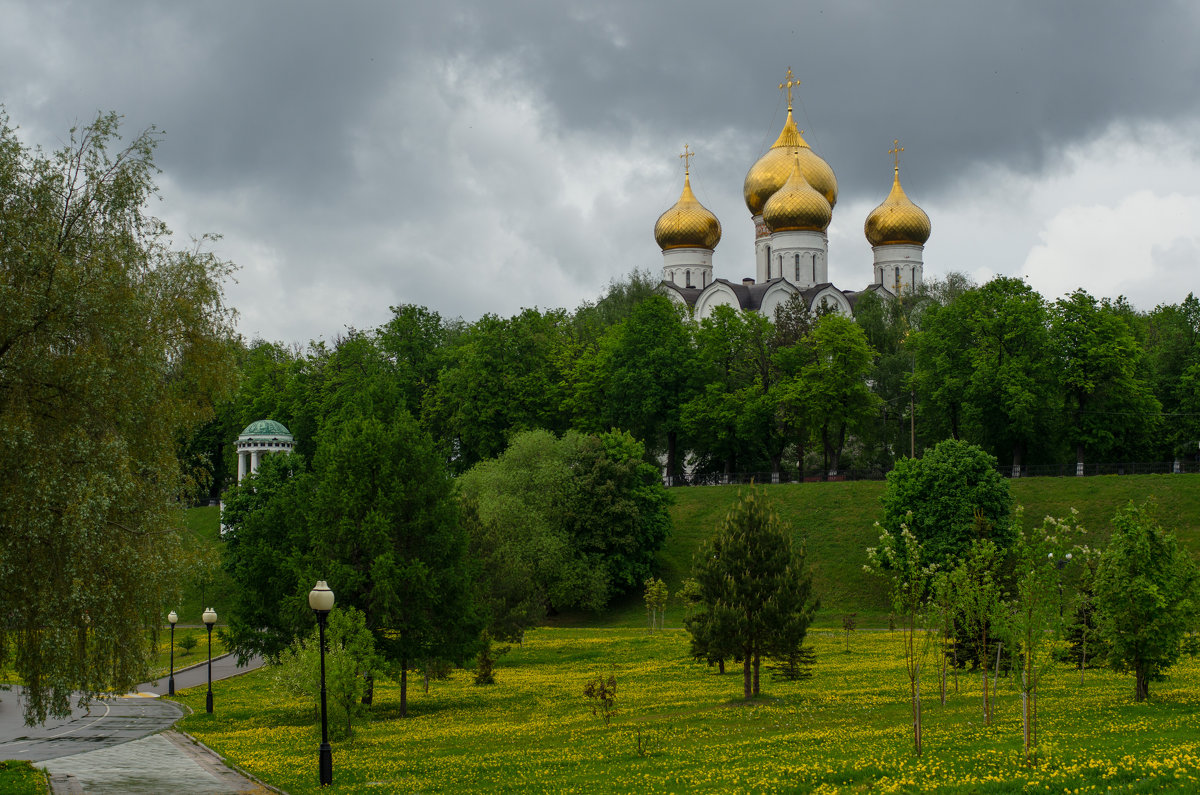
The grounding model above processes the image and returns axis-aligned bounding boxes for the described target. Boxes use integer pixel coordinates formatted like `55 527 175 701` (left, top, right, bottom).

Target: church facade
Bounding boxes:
655 73 932 320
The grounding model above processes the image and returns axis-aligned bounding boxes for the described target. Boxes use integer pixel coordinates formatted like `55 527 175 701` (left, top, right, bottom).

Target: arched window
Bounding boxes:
686 269 693 288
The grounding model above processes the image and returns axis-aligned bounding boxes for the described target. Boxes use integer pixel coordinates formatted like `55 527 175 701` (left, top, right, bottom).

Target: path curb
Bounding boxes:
172 728 287 795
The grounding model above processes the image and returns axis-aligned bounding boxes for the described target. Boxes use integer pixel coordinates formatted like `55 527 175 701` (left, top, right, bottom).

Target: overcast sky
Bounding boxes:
4 1 1200 344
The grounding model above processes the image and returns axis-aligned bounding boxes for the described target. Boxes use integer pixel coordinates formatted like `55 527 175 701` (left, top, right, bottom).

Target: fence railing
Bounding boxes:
665 460 1200 487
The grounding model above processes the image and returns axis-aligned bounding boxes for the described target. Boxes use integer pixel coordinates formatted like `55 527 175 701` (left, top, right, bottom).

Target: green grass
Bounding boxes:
0 761 46 795
173 626 1200 794
185 473 1200 631
174 505 236 621
151 627 228 679
642 474 1200 628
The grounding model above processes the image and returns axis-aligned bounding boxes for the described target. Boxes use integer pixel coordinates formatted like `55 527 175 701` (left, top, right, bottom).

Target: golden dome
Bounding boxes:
762 156 832 233
743 109 838 216
654 172 722 251
865 168 931 246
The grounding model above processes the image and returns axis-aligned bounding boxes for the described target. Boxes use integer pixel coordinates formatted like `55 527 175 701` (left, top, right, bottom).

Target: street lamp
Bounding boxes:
308 580 335 787
167 611 178 696
202 607 217 713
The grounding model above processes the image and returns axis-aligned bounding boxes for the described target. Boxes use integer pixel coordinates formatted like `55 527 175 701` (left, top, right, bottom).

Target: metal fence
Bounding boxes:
666 460 1200 487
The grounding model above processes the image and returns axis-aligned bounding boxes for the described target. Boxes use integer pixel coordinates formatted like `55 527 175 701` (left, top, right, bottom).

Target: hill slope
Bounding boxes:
655 474 1200 626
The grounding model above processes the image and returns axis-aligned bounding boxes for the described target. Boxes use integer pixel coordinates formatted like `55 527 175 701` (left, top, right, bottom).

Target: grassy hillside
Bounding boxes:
651 473 1200 627
184 474 1200 630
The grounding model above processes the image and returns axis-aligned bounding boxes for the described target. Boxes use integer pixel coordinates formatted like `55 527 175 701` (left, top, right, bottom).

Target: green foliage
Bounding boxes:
473 631 510 686
881 439 1014 565
460 428 673 631
949 536 1007 725
687 489 819 699
177 634 199 656
1094 501 1200 700
0 111 238 723
582 673 617 726
221 453 314 661
1052 290 1161 465
865 522 938 755
272 607 380 739
643 578 669 631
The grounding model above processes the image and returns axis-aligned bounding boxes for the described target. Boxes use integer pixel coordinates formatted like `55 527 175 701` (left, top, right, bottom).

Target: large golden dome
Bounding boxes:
654 172 722 251
865 168 931 246
762 156 831 233
743 109 838 216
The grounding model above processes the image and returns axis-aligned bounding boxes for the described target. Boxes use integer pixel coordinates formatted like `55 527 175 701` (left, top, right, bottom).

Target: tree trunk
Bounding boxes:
796 438 806 480
400 660 408 718
424 666 430 694
752 653 760 696
1135 667 1149 702
718 658 725 675
914 662 922 757
742 652 752 700
362 673 374 705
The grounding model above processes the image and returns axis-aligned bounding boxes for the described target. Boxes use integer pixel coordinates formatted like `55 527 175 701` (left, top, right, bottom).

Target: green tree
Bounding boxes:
307 409 482 717
573 296 696 482
221 453 314 662
425 308 570 473
0 112 237 723
1094 501 1199 701
881 439 1013 565
686 489 819 700
563 430 673 596
797 314 880 476
272 606 381 739
951 536 1007 725
1052 290 1161 470
1008 512 1085 764
865 523 937 757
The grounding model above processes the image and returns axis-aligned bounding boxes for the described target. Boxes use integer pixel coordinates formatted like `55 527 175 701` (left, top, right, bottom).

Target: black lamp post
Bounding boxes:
202 607 217 713
167 611 178 696
309 580 335 787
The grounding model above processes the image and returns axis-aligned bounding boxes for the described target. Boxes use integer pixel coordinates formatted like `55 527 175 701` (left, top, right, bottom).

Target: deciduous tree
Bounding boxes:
0 112 237 723
1094 501 1199 701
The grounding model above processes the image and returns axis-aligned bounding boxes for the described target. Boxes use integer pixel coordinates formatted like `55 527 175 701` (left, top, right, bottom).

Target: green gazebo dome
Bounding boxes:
240 419 292 437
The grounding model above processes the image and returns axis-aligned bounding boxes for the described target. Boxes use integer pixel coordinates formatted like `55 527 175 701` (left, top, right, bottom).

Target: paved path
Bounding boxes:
0 653 269 794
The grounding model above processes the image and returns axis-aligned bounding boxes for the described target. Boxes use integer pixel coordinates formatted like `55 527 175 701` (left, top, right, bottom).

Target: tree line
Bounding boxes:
190 271 1200 503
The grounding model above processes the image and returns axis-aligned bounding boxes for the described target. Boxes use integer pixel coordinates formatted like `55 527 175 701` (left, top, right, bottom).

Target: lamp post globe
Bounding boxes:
309 581 335 787
167 611 178 696
202 608 217 713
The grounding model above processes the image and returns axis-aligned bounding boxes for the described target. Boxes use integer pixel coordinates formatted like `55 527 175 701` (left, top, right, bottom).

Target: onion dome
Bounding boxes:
654 172 722 251
864 167 931 246
762 156 832 233
743 109 838 216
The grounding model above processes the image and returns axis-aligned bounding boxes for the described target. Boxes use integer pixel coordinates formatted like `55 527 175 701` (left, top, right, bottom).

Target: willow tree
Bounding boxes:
0 112 238 723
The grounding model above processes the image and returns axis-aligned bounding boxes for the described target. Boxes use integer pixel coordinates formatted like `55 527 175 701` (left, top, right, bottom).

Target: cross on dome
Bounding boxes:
778 67 800 110
890 139 904 172
680 144 695 175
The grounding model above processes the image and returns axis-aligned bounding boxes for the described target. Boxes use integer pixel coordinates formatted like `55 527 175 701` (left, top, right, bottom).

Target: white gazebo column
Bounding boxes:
251 450 262 474
237 449 247 482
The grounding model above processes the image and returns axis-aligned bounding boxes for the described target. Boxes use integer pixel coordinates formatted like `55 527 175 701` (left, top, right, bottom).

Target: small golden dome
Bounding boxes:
743 109 838 216
865 168 931 246
654 173 722 251
762 156 832 233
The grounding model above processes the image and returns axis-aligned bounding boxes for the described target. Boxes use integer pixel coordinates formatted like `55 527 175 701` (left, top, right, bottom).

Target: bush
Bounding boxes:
272 606 381 738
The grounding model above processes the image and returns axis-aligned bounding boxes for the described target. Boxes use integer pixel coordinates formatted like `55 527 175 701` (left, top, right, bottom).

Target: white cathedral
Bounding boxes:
656 72 931 319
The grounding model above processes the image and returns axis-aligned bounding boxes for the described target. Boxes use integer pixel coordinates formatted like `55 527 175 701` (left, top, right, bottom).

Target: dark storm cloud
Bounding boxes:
4 0 1199 341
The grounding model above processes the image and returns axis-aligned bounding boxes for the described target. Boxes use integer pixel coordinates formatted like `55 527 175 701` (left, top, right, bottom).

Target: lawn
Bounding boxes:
552 473 1200 629
173 626 1200 794
0 761 46 795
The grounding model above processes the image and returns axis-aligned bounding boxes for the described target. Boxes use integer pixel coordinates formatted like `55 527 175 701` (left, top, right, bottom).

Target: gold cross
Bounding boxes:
680 144 694 174
778 67 800 109
890 139 904 171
